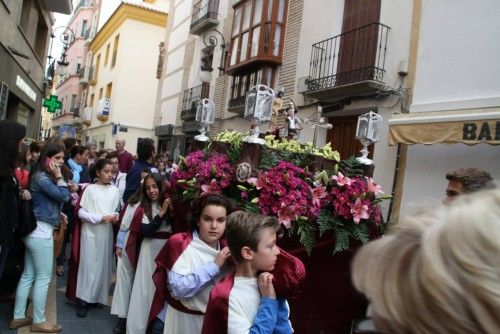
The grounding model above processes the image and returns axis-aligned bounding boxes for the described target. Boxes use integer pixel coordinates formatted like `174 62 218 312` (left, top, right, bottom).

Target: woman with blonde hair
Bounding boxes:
352 189 500 334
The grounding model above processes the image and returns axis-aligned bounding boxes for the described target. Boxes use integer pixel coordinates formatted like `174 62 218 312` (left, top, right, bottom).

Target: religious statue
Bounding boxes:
270 87 285 132
286 100 302 140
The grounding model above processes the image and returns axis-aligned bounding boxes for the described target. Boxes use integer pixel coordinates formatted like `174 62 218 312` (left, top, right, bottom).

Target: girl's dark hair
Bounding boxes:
106 151 119 159
18 143 31 170
89 158 113 182
0 120 26 181
140 173 167 221
29 141 42 153
29 143 64 184
189 194 233 231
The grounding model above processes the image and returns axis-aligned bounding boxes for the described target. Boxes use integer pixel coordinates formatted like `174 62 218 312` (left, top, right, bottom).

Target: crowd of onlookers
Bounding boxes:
1 118 499 334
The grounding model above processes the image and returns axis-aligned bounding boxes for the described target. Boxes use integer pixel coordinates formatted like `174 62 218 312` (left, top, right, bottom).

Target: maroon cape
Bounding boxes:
201 249 306 334
66 188 86 302
124 206 145 270
148 232 229 332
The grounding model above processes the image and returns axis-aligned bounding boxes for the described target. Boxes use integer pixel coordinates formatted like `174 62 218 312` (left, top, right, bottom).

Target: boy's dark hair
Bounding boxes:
225 211 280 262
189 194 233 231
70 145 88 159
137 138 155 161
446 168 495 193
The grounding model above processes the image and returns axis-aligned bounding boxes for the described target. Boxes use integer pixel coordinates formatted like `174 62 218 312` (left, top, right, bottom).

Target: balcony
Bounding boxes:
180 84 208 121
70 106 79 116
306 22 390 102
73 106 93 126
182 120 201 133
190 0 219 35
79 66 93 85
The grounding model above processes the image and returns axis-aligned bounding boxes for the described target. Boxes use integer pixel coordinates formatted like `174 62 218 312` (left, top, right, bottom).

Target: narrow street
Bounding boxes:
1 256 116 334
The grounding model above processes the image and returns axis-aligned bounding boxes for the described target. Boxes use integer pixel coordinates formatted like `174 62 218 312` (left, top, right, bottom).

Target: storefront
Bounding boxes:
0 43 43 138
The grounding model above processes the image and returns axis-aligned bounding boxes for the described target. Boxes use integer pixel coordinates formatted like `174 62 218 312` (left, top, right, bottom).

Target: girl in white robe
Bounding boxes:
76 159 120 317
126 173 172 334
158 194 233 334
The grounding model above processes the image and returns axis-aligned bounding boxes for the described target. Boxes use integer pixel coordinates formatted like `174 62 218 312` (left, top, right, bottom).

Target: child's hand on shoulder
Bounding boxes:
214 246 231 268
258 272 276 299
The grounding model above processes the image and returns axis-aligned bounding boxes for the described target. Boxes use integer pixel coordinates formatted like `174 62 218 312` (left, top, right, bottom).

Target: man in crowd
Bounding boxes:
443 167 495 204
115 139 134 173
123 138 156 203
86 142 98 167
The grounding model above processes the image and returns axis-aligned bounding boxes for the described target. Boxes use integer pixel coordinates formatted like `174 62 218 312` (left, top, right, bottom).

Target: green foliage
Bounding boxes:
338 156 364 177
241 200 260 214
259 148 281 170
333 228 350 254
295 220 317 256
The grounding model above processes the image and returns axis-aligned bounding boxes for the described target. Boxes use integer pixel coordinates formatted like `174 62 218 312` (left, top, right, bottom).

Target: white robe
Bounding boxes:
163 234 222 334
126 203 171 334
76 184 120 305
228 277 261 334
110 203 140 317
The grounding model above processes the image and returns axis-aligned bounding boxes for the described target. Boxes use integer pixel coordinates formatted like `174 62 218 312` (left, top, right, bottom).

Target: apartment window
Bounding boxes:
228 0 288 71
81 20 88 37
94 54 101 80
76 62 82 74
105 82 112 98
71 94 77 109
89 93 95 107
105 43 110 66
111 34 119 68
229 65 276 108
98 88 103 100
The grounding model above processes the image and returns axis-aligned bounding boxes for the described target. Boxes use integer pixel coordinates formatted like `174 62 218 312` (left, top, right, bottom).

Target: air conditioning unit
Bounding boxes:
297 76 310 94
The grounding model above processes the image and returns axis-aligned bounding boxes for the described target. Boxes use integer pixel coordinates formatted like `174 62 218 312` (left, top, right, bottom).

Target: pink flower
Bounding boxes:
351 198 370 224
277 202 296 229
332 172 352 187
311 186 328 207
366 177 383 195
201 179 220 195
247 173 267 190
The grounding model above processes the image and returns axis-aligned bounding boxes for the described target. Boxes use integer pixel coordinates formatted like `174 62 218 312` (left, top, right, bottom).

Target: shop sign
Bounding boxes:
16 75 37 102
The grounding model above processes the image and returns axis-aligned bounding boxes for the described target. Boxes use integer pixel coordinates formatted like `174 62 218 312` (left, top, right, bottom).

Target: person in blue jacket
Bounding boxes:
123 138 156 203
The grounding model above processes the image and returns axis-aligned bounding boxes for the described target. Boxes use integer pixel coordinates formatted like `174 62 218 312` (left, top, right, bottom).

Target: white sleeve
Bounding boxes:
78 207 103 224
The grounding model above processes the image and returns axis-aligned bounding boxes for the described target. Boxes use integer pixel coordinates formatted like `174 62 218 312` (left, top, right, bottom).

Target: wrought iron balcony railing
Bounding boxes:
308 22 390 92
180 84 209 120
190 0 219 34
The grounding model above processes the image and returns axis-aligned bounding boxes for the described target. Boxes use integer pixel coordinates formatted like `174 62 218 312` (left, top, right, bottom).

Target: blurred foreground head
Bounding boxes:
352 189 500 334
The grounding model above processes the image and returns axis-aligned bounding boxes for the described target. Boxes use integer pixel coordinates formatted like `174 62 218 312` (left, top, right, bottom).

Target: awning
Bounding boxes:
388 107 500 145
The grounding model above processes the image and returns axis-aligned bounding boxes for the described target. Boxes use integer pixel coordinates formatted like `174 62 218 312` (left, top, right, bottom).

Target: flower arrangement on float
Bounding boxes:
170 130 389 254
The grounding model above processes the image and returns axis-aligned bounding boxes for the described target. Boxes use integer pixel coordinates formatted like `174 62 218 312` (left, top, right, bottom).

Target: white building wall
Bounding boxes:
399 0 500 216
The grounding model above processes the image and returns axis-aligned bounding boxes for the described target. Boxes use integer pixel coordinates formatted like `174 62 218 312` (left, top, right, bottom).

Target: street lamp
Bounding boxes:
44 26 75 91
199 28 227 83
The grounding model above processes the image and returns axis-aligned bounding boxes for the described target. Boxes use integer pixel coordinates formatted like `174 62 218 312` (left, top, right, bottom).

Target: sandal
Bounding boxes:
30 322 63 333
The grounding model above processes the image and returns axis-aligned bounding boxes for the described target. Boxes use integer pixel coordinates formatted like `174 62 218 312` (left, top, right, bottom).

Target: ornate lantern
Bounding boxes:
355 111 383 165
194 98 215 141
243 84 275 145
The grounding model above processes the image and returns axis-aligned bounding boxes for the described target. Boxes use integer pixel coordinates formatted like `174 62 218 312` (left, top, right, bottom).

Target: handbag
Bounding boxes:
53 214 67 258
17 199 37 237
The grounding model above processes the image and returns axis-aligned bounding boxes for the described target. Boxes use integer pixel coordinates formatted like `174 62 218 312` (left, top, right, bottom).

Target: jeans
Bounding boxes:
150 318 165 334
13 236 53 324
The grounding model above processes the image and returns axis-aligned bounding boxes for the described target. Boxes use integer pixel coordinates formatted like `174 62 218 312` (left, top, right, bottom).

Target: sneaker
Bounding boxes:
112 318 127 334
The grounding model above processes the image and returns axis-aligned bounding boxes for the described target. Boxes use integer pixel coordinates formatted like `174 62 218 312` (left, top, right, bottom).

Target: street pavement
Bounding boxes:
0 248 117 334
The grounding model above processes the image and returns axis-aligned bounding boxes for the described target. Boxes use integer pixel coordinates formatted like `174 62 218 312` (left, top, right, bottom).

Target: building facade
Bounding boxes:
82 1 168 153
51 0 96 139
0 0 72 138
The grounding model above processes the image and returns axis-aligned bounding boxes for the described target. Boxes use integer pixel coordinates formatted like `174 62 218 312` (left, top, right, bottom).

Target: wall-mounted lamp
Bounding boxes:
199 28 227 83
44 26 75 92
